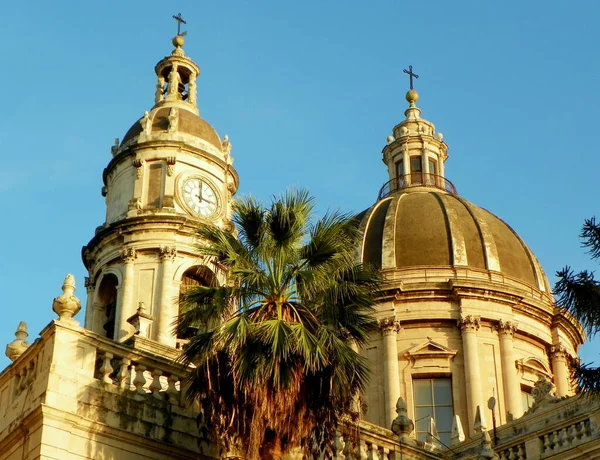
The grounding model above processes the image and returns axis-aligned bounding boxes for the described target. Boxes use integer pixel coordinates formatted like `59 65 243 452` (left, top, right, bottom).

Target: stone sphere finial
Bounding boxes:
173 35 185 48
406 89 419 104
52 274 81 324
5 322 30 362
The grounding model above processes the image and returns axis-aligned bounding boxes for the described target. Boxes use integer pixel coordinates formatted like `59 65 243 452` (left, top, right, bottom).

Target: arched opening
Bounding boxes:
97 274 119 340
177 266 216 348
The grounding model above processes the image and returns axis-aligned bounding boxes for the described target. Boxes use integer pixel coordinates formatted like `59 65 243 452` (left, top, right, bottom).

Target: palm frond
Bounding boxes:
555 266 600 334
582 217 600 260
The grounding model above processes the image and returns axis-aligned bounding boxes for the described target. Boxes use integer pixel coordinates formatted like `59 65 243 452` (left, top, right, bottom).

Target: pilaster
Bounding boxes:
496 319 521 419
380 316 401 427
458 315 483 434
117 247 137 341
157 246 177 347
549 344 570 396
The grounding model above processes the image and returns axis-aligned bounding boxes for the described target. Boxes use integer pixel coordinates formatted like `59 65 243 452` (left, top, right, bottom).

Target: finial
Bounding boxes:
403 65 420 106
477 430 500 460
52 274 81 324
451 414 466 445
5 322 30 362
473 405 487 434
391 397 415 444
172 13 187 51
127 302 154 338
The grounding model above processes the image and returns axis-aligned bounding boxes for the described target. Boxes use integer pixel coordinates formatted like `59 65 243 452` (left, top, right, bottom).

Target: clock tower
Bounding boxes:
82 33 238 348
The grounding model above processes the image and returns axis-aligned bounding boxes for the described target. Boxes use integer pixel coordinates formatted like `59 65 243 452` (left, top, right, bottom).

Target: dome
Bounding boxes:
120 107 222 149
358 189 551 292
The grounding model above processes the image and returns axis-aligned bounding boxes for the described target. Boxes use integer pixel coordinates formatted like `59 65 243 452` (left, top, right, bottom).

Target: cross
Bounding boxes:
403 65 419 90
172 13 187 36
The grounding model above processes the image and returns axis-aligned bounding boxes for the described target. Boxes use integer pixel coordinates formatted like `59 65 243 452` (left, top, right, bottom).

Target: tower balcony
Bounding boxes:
377 173 457 200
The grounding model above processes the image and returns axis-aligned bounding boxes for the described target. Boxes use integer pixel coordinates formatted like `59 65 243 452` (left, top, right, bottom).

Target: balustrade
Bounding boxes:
540 418 592 457
93 346 184 405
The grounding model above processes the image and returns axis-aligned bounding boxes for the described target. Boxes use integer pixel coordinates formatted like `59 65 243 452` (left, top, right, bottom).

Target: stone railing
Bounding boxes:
539 417 593 458
93 347 185 405
498 442 527 460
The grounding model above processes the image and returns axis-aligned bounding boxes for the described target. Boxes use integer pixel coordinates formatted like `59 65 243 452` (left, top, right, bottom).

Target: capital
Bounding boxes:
159 246 177 261
84 276 95 293
495 319 518 337
549 343 568 361
121 247 137 263
458 315 480 332
379 316 401 334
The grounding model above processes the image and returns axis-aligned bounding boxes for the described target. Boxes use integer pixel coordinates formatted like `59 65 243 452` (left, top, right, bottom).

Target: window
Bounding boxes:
396 160 404 177
413 378 453 446
178 266 217 344
410 156 423 185
521 387 534 412
97 274 118 340
428 158 437 176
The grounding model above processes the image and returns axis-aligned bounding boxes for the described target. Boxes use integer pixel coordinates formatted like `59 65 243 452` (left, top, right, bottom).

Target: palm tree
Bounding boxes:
555 217 600 393
176 189 380 459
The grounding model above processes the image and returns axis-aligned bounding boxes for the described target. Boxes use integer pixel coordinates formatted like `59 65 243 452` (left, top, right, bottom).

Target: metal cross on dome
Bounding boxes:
172 13 187 36
403 65 419 90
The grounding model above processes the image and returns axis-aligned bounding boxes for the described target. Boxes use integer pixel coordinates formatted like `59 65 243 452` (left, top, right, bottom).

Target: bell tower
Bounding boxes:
82 28 238 349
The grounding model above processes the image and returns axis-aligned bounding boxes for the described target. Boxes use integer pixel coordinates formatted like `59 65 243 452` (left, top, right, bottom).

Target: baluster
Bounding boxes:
149 368 163 399
367 442 380 460
499 450 508 460
99 352 114 384
358 440 368 460
567 424 576 445
551 430 560 451
543 433 551 452
517 444 526 459
558 427 567 448
117 358 131 389
343 438 355 460
508 447 517 460
133 364 147 394
333 431 346 460
381 447 390 460
166 374 180 404
581 420 591 441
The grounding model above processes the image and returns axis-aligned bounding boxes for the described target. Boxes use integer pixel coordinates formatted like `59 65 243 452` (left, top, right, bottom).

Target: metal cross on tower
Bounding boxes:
403 65 419 90
172 13 187 36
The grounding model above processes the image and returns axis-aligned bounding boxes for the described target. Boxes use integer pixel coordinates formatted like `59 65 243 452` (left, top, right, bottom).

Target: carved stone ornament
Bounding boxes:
458 315 481 332
451 414 465 445
166 157 176 176
101 185 108 197
549 343 568 361
140 111 152 136
477 430 500 460
121 247 137 263
496 319 518 337
188 74 197 106
379 316 400 334
52 274 82 323
159 246 177 261
5 322 30 362
155 76 165 104
167 64 180 98
524 375 561 415
391 397 415 444
168 108 179 133
84 276 95 293
111 138 120 157
128 198 142 211
133 158 144 179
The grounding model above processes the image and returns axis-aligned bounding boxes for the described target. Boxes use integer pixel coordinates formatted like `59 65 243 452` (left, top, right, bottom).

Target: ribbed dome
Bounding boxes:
121 107 222 149
358 189 550 292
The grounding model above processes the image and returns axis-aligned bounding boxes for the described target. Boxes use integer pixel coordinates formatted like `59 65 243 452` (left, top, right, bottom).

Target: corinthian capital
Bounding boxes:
121 247 137 263
159 246 177 261
496 319 518 337
457 315 480 332
379 316 401 335
549 343 568 361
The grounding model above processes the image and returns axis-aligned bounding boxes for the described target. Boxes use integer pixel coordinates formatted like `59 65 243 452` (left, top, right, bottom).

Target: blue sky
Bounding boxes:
1 1 599 370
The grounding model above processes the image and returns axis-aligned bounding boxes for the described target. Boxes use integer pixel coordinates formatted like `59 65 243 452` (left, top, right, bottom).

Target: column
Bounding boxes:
157 246 177 347
380 317 401 427
496 320 521 419
116 247 137 341
402 147 410 185
549 344 570 396
84 277 95 330
458 315 483 434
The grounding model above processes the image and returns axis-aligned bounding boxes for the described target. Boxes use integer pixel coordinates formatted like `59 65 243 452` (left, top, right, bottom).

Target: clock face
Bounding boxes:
181 177 219 218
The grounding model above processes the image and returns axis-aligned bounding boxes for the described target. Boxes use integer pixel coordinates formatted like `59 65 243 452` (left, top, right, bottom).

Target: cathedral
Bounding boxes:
1 29 599 460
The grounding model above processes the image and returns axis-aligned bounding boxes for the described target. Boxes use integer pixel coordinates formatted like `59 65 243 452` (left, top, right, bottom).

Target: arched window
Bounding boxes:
177 266 216 346
97 274 118 340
